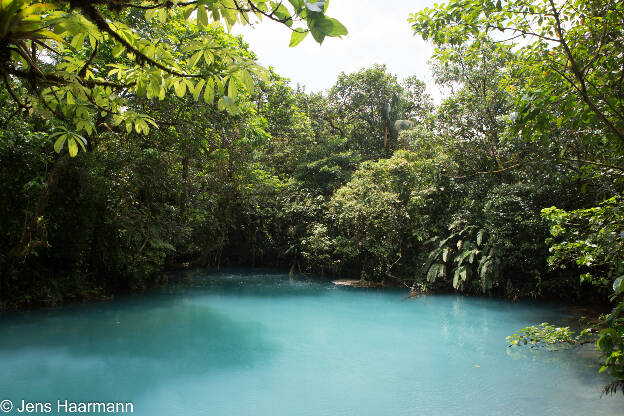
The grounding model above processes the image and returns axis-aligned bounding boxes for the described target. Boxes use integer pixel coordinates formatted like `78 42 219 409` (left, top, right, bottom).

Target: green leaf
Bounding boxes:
217 96 227 111
257 2 268 12
145 8 156 21
112 43 124 58
197 5 209 28
289 0 304 12
136 80 147 97
217 96 238 114
174 80 186 98
157 9 167 24
203 51 214 65
67 137 78 157
309 24 325 44
227 79 238 99
613 276 624 295
289 30 308 47
70 33 85 49
189 50 203 67
183 5 195 19
203 78 215 103
192 79 205 101
479 259 491 278
317 17 347 36
75 135 87 152
53 134 67 153
236 69 254 92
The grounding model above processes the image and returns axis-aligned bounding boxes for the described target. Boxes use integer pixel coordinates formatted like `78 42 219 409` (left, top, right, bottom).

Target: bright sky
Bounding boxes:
232 0 439 97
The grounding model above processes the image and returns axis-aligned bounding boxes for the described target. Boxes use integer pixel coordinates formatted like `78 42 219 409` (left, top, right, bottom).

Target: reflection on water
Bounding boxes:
0 269 622 416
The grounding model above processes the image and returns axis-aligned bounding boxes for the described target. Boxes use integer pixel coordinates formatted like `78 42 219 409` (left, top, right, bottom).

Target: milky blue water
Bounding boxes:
0 269 622 416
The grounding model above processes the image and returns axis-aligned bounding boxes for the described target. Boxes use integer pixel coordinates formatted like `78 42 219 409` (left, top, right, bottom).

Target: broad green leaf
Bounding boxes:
203 78 215 103
288 0 304 12
227 78 238 99
274 4 291 26
145 8 156 21
67 137 78 157
74 135 87 152
289 30 308 47
174 80 186 98
53 134 67 153
157 9 167 24
317 17 347 36
217 96 227 111
203 51 214 65
218 96 237 114
236 69 254 92
183 5 194 19
70 33 85 49
189 50 203 67
192 79 205 101
309 24 325 44
112 43 125 58
197 5 209 28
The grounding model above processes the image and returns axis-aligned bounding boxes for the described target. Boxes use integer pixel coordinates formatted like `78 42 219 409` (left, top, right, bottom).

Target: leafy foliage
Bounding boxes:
542 196 624 290
410 0 624 168
507 323 593 348
0 0 345 157
539 196 624 392
2 0 624 396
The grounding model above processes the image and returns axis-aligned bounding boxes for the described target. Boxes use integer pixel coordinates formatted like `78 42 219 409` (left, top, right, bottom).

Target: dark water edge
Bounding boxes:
0 265 613 318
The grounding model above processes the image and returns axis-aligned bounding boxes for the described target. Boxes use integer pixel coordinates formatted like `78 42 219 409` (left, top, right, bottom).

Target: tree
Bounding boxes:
328 64 404 160
401 75 434 127
319 152 419 281
508 198 624 394
1 0 347 261
409 0 624 168
1 0 347 156
430 38 514 174
410 0 624 391
253 70 314 177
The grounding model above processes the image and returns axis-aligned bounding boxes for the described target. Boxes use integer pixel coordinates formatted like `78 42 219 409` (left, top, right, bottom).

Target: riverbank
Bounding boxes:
0 266 613 318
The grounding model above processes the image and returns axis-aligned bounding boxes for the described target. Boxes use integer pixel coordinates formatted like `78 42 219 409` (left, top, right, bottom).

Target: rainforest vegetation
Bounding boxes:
0 0 623 393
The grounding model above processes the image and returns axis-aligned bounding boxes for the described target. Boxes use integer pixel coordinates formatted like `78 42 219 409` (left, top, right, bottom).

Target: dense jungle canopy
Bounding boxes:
1 0 623 394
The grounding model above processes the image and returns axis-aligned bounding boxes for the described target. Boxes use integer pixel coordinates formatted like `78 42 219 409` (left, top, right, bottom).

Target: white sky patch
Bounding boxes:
232 0 440 99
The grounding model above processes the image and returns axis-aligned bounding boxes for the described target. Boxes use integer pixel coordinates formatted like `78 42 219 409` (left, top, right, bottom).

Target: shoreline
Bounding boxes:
0 266 613 316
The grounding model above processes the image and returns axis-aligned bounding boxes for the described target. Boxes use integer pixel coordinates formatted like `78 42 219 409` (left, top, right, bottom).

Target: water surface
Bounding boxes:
0 269 622 415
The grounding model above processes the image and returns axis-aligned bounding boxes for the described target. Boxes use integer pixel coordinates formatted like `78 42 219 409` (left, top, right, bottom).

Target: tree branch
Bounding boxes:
78 4 200 78
548 0 624 143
